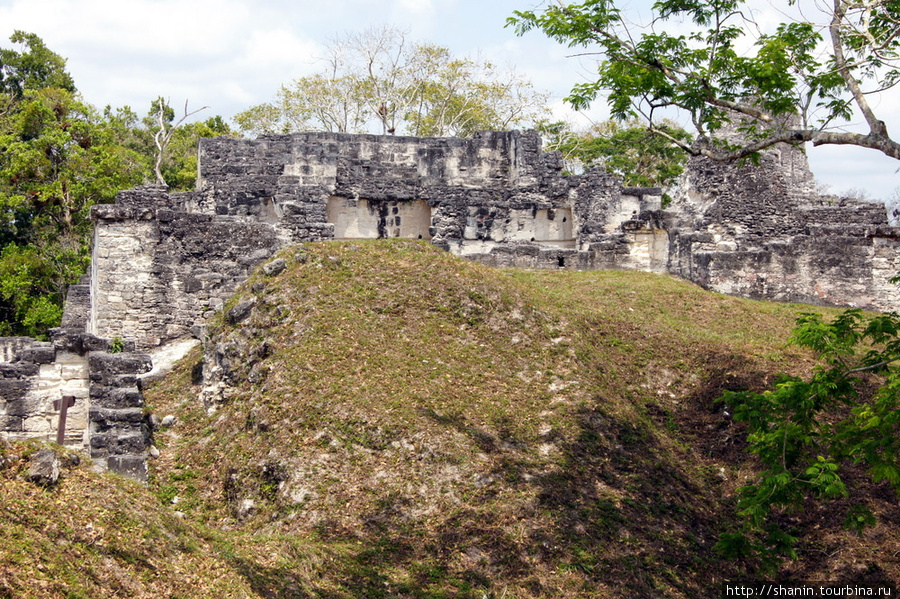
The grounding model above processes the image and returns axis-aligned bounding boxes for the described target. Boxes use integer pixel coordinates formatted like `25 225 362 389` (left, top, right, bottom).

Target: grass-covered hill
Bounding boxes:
3 240 897 598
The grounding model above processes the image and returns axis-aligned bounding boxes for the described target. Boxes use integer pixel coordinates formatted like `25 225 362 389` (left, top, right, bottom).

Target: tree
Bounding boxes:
404 45 550 137
341 26 421 135
0 30 75 100
716 309 900 572
0 33 148 337
239 73 369 135
543 118 692 196
102 101 233 191
234 26 550 137
0 88 148 336
508 0 900 162
147 98 209 186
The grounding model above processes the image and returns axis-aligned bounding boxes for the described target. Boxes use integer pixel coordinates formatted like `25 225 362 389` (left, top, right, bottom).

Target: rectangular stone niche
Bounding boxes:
464 206 575 247
327 196 432 240
534 208 574 246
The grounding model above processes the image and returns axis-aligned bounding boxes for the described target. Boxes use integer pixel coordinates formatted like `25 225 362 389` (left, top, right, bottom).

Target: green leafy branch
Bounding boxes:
716 308 900 572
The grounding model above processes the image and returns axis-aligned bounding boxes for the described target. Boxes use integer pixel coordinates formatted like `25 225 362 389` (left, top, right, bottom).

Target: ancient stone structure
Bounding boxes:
2 128 898 480
0 329 152 481
665 140 900 310
85 130 670 350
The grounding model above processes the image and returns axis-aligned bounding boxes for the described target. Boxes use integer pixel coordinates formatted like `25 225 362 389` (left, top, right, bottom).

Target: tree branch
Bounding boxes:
153 98 208 186
693 127 900 162
830 0 889 139
843 356 900 377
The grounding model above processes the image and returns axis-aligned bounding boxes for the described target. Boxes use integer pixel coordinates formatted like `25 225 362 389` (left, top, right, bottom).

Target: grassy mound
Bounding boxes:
5 239 895 599
143 240 898 597
0 440 324 598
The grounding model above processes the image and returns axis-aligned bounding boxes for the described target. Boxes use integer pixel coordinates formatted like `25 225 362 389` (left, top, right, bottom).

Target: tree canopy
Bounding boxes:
0 31 75 100
235 26 550 138
509 0 900 162
543 118 691 195
0 33 229 337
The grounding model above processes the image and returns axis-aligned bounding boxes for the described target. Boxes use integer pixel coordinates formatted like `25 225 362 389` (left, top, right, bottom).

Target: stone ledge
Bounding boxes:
88 353 153 376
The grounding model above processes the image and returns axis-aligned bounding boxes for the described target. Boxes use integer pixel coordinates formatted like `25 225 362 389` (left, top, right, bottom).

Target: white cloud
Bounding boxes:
2 0 253 55
236 29 321 74
394 0 434 16
1 0 898 199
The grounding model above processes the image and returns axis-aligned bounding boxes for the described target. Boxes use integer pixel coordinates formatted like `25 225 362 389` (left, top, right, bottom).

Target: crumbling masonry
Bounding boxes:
2 129 899 480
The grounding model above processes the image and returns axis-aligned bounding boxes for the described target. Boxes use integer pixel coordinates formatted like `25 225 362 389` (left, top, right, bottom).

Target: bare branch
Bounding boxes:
153 98 209 186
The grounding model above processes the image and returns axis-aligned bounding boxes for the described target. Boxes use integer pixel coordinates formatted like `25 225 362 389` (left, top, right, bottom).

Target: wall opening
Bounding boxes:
535 208 574 245
628 229 670 272
327 196 432 240
463 206 576 248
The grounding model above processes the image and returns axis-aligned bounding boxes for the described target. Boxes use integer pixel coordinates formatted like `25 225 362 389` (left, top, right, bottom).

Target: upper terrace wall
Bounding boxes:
666 140 900 312
84 129 899 354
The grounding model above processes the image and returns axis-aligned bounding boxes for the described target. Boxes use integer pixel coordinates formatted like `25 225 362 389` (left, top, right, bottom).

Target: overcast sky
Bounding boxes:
1 0 898 203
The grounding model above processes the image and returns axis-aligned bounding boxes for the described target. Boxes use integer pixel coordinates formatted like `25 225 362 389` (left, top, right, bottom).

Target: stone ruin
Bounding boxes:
2 128 899 480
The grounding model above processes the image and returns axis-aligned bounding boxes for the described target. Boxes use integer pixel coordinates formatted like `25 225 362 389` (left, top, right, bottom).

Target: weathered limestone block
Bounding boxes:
0 338 39 363
26 448 60 486
88 353 152 377
87 350 153 481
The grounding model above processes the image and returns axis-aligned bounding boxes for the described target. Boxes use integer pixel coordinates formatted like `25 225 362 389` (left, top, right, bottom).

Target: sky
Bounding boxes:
1 0 898 204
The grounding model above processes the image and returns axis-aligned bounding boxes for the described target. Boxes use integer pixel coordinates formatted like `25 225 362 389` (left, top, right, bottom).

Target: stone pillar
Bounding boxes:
88 351 153 481
89 207 159 346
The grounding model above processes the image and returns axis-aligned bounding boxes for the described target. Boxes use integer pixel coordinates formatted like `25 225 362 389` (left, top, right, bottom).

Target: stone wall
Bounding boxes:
666 140 900 312
0 329 153 481
89 186 286 348
0 337 75 443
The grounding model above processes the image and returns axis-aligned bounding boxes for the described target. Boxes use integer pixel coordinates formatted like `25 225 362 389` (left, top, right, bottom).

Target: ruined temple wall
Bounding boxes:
194 131 529 218
89 207 158 345
666 141 900 312
89 129 900 358
90 188 284 349
0 330 153 481
189 130 645 270
670 228 900 310
196 131 549 202
0 337 87 446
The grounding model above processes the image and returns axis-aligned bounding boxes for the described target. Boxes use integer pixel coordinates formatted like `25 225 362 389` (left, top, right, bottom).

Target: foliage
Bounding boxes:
0 30 75 100
542 118 692 198
235 26 550 137
717 309 900 571
0 33 148 337
509 0 900 162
